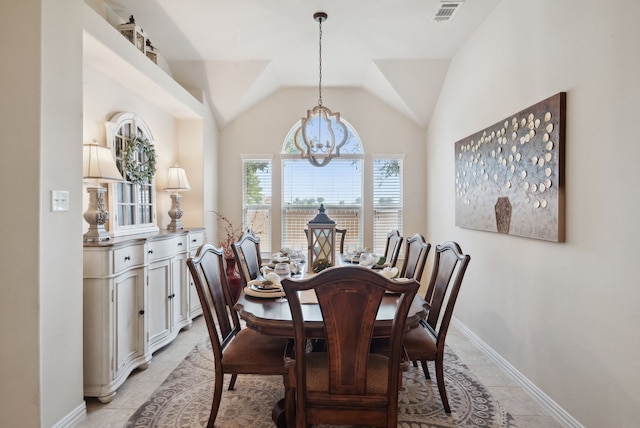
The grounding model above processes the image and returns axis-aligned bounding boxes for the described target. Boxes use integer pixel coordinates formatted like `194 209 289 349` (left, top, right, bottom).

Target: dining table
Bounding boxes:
233 264 429 428
234 289 429 339
234 253 429 337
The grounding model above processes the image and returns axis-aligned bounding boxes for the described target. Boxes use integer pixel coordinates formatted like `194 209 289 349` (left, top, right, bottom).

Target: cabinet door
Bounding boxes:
114 268 144 374
171 253 189 328
147 260 171 349
188 255 203 318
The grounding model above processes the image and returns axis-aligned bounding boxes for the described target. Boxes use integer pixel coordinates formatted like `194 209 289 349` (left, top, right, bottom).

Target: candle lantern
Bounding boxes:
118 15 147 54
307 204 336 272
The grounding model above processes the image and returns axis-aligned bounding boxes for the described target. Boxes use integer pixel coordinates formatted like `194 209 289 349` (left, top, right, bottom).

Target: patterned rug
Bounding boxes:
126 338 518 427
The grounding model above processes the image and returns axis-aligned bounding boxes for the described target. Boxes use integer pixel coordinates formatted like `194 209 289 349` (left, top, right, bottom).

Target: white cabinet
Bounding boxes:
83 228 205 403
147 234 189 352
187 230 205 318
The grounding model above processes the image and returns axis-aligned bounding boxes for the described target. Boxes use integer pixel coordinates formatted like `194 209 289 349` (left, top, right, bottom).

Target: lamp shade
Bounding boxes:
83 143 124 183
164 164 191 192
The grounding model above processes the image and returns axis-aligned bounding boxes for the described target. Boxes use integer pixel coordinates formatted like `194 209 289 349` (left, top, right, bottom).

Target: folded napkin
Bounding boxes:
264 272 282 286
378 267 399 279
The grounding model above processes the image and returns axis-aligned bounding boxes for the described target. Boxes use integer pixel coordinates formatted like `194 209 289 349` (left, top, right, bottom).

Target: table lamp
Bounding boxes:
164 164 191 230
83 143 124 242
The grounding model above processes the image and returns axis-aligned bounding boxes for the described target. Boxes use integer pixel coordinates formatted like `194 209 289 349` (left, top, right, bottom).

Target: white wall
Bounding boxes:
218 87 427 251
0 1 43 426
0 0 85 426
426 0 640 425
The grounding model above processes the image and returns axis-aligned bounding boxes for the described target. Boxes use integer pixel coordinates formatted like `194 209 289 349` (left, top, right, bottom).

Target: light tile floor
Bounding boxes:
76 317 564 427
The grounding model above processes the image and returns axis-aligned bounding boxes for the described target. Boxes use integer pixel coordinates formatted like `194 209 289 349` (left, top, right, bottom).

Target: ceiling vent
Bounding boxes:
432 1 465 22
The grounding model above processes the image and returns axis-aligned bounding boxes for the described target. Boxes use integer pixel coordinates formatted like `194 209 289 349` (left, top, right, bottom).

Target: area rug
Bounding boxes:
126 338 518 427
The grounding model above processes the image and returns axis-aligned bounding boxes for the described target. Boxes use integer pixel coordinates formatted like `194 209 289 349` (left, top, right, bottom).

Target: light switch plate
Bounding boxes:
51 190 70 212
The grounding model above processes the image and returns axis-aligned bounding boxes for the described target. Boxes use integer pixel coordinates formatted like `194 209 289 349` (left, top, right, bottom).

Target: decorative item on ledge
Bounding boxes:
118 15 147 54
145 39 158 64
83 142 125 242
164 164 191 230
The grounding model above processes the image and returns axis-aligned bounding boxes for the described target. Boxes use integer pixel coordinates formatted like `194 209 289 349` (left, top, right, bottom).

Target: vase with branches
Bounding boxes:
212 210 263 302
212 210 264 258
213 211 247 259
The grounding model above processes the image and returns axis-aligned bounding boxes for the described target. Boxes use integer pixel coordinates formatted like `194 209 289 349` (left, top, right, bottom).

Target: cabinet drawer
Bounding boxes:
189 231 205 251
148 236 188 262
113 245 145 273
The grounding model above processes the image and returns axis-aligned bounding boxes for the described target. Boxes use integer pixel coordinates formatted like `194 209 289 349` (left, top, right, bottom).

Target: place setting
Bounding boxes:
244 245 306 300
343 244 390 270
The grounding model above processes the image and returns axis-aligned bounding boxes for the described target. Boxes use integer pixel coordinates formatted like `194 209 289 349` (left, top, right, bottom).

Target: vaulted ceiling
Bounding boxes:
101 0 501 128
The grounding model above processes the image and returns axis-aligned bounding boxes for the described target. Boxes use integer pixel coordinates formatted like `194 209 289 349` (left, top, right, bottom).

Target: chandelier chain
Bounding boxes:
318 16 323 106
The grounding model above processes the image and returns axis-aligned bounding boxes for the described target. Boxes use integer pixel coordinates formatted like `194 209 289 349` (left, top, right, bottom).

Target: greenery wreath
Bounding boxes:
123 136 157 184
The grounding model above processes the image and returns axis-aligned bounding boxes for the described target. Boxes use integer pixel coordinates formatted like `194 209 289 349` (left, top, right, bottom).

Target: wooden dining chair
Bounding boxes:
187 243 291 428
383 229 404 267
232 230 263 289
399 233 431 281
282 266 419 427
402 241 471 413
335 228 347 254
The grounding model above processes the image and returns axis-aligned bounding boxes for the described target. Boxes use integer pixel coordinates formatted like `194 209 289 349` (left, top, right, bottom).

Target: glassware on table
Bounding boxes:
358 252 376 268
274 262 291 279
345 244 357 261
289 249 303 276
273 263 290 302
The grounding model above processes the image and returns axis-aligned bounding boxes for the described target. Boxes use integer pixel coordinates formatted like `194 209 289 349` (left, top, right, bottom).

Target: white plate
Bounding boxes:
244 280 285 298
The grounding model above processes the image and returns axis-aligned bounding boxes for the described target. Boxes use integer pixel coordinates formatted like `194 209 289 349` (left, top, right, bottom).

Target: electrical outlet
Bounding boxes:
51 190 70 212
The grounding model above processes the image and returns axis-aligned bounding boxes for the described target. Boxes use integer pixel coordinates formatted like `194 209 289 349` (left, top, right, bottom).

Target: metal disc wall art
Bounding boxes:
454 92 566 242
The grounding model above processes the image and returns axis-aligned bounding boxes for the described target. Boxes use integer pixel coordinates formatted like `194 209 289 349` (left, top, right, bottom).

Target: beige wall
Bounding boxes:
0 0 86 426
426 0 640 425
218 87 427 251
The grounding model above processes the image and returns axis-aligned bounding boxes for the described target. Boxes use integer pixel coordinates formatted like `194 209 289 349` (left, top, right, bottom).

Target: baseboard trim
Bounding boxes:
452 318 584 428
52 401 86 428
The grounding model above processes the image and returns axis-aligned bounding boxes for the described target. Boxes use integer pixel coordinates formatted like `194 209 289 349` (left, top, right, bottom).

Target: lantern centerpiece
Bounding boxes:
307 204 336 272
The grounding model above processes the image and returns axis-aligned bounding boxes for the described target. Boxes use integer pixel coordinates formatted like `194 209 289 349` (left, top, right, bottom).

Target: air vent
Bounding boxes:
433 1 465 22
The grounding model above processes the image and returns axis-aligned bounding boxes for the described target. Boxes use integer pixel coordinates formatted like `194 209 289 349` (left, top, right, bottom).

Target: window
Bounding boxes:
373 158 403 254
245 119 403 255
281 119 364 251
106 112 158 236
242 159 272 253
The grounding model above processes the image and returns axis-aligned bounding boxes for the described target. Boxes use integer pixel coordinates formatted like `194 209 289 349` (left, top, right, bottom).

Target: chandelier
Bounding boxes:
294 12 348 167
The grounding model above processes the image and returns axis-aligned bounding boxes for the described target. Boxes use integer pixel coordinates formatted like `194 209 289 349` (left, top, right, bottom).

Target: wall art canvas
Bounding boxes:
454 92 566 242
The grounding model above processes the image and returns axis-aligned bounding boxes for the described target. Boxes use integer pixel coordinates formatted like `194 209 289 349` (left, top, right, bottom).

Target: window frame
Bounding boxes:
280 119 365 252
372 156 404 254
241 156 273 254
106 112 159 237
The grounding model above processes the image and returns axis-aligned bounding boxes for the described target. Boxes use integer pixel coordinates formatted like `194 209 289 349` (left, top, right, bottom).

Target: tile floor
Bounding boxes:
76 317 565 427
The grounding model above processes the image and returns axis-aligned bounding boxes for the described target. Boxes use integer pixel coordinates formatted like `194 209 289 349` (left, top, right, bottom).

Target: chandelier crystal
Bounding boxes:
294 12 347 167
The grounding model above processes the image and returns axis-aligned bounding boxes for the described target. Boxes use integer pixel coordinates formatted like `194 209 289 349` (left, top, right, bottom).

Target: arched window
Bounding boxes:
242 119 404 256
280 119 365 251
106 112 158 236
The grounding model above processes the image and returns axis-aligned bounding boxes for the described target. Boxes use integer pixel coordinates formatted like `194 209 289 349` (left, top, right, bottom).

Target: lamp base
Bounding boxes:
84 186 112 242
166 193 185 231
83 228 112 242
166 220 185 231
